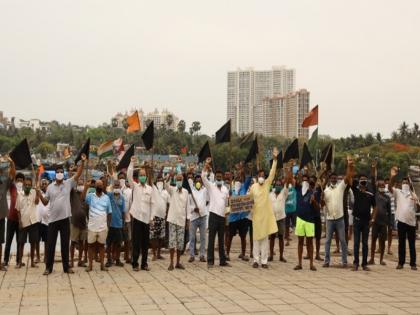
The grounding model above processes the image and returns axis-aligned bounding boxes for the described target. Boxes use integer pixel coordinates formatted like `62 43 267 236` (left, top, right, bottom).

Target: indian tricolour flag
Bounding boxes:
97 140 114 159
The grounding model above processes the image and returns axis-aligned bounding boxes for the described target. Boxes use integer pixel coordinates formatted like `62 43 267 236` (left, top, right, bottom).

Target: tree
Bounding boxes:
399 121 409 142
376 132 382 144
177 120 186 133
189 121 201 136
37 142 55 158
166 114 174 129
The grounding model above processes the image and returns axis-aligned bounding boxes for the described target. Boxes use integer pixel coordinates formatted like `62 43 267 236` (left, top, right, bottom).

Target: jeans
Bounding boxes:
353 218 369 267
132 218 149 269
46 218 70 272
324 217 348 264
397 221 416 267
4 219 20 265
207 212 226 265
189 216 207 258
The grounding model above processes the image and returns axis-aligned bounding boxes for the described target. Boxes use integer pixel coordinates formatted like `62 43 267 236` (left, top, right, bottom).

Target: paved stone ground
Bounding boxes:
0 235 419 315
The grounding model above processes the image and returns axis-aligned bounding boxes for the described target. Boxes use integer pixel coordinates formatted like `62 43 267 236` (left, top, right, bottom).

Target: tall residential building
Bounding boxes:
227 66 295 135
261 89 310 139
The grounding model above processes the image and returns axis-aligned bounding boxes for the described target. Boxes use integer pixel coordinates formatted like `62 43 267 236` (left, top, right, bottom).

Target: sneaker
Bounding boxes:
252 262 259 268
396 264 403 270
188 257 195 263
199 256 207 263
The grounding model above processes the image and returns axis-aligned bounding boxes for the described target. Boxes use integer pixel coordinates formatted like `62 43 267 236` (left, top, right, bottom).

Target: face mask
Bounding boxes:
113 188 121 195
76 185 84 192
139 176 147 184
195 182 202 190
156 182 164 190
402 184 410 193
176 181 183 189
119 179 126 188
234 181 241 193
302 181 310 195
359 180 368 187
258 177 265 185
0 175 5 183
24 187 31 195
96 187 103 194
378 188 385 193
56 173 64 181
216 180 224 187
275 186 282 193
16 182 23 192
88 187 96 194
330 183 337 188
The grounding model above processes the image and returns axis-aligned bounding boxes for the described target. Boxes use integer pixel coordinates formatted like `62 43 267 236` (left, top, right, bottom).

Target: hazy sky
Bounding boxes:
1 0 419 138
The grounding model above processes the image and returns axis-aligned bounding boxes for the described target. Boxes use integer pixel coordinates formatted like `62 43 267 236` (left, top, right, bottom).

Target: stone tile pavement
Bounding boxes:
0 236 419 315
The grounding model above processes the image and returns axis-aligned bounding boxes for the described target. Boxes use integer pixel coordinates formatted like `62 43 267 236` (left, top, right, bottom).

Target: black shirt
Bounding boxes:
374 192 391 226
351 182 376 222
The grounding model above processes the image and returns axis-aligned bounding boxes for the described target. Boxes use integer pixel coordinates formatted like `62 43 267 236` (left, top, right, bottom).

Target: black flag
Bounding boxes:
245 137 259 163
239 131 254 148
9 138 32 169
182 175 192 194
142 121 154 150
215 120 231 144
117 144 135 171
320 143 333 170
300 143 313 169
198 141 211 164
75 138 90 165
270 150 283 170
283 139 299 163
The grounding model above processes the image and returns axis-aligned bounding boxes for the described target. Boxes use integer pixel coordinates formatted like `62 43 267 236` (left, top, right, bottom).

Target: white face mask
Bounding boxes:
258 177 265 185
302 181 310 195
76 185 84 192
402 184 410 193
16 182 23 192
113 188 121 195
56 173 64 181
119 179 126 188
156 182 164 191
234 181 241 193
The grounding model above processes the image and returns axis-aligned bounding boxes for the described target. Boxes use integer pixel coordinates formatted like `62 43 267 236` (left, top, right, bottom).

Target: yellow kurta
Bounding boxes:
250 160 278 241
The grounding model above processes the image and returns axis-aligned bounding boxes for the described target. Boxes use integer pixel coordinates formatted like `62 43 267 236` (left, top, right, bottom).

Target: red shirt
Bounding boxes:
7 184 19 222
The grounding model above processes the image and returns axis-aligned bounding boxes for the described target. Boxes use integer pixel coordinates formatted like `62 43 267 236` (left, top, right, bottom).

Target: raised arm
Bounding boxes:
7 156 16 181
266 147 279 186
127 156 137 189
73 153 87 182
388 166 398 194
344 156 355 186
201 157 213 189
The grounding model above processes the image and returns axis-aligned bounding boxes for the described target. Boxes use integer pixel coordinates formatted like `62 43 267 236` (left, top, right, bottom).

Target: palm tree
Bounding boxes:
399 121 409 142
376 132 382 144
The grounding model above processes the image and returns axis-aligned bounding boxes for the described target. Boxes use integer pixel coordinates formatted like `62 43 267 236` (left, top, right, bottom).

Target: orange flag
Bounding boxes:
37 164 45 177
302 105 318 128
126 111 141 133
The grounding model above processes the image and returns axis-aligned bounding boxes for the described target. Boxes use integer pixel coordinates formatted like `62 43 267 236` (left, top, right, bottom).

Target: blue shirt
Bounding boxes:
107 192 126 228
85 192 112 232
285 187 297 214
228 176 252 223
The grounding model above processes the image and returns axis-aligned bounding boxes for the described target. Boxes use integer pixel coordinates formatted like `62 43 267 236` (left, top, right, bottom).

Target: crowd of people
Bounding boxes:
0 148 418 276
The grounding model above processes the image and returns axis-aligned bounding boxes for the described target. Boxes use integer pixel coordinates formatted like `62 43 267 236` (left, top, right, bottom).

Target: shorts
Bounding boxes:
285 212 296 228
295 217 315 237
39 223 48 242
107 227 123 245
229 218 248 238
19 224 39 244
123 221 132 242
88 229 108 244
70 224 87 242
0 218 5 244
168 222 185 251
273 219 286 237
150 217 166 240
372 224 387 242
246 218 253 238
314 217 322 240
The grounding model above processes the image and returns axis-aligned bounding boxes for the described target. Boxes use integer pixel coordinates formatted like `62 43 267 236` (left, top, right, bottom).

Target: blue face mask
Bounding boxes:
176 181 183 189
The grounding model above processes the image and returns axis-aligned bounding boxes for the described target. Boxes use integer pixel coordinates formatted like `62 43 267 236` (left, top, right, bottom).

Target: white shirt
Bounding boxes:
166 185 190 227
323 180 347 220
152 185 170 219
393 188 418 227
37 191 49 225
201 171 229 218
188 179 208 221
121 186 132 223
16 190 38 228
127 163 154 224
270 188 288 221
